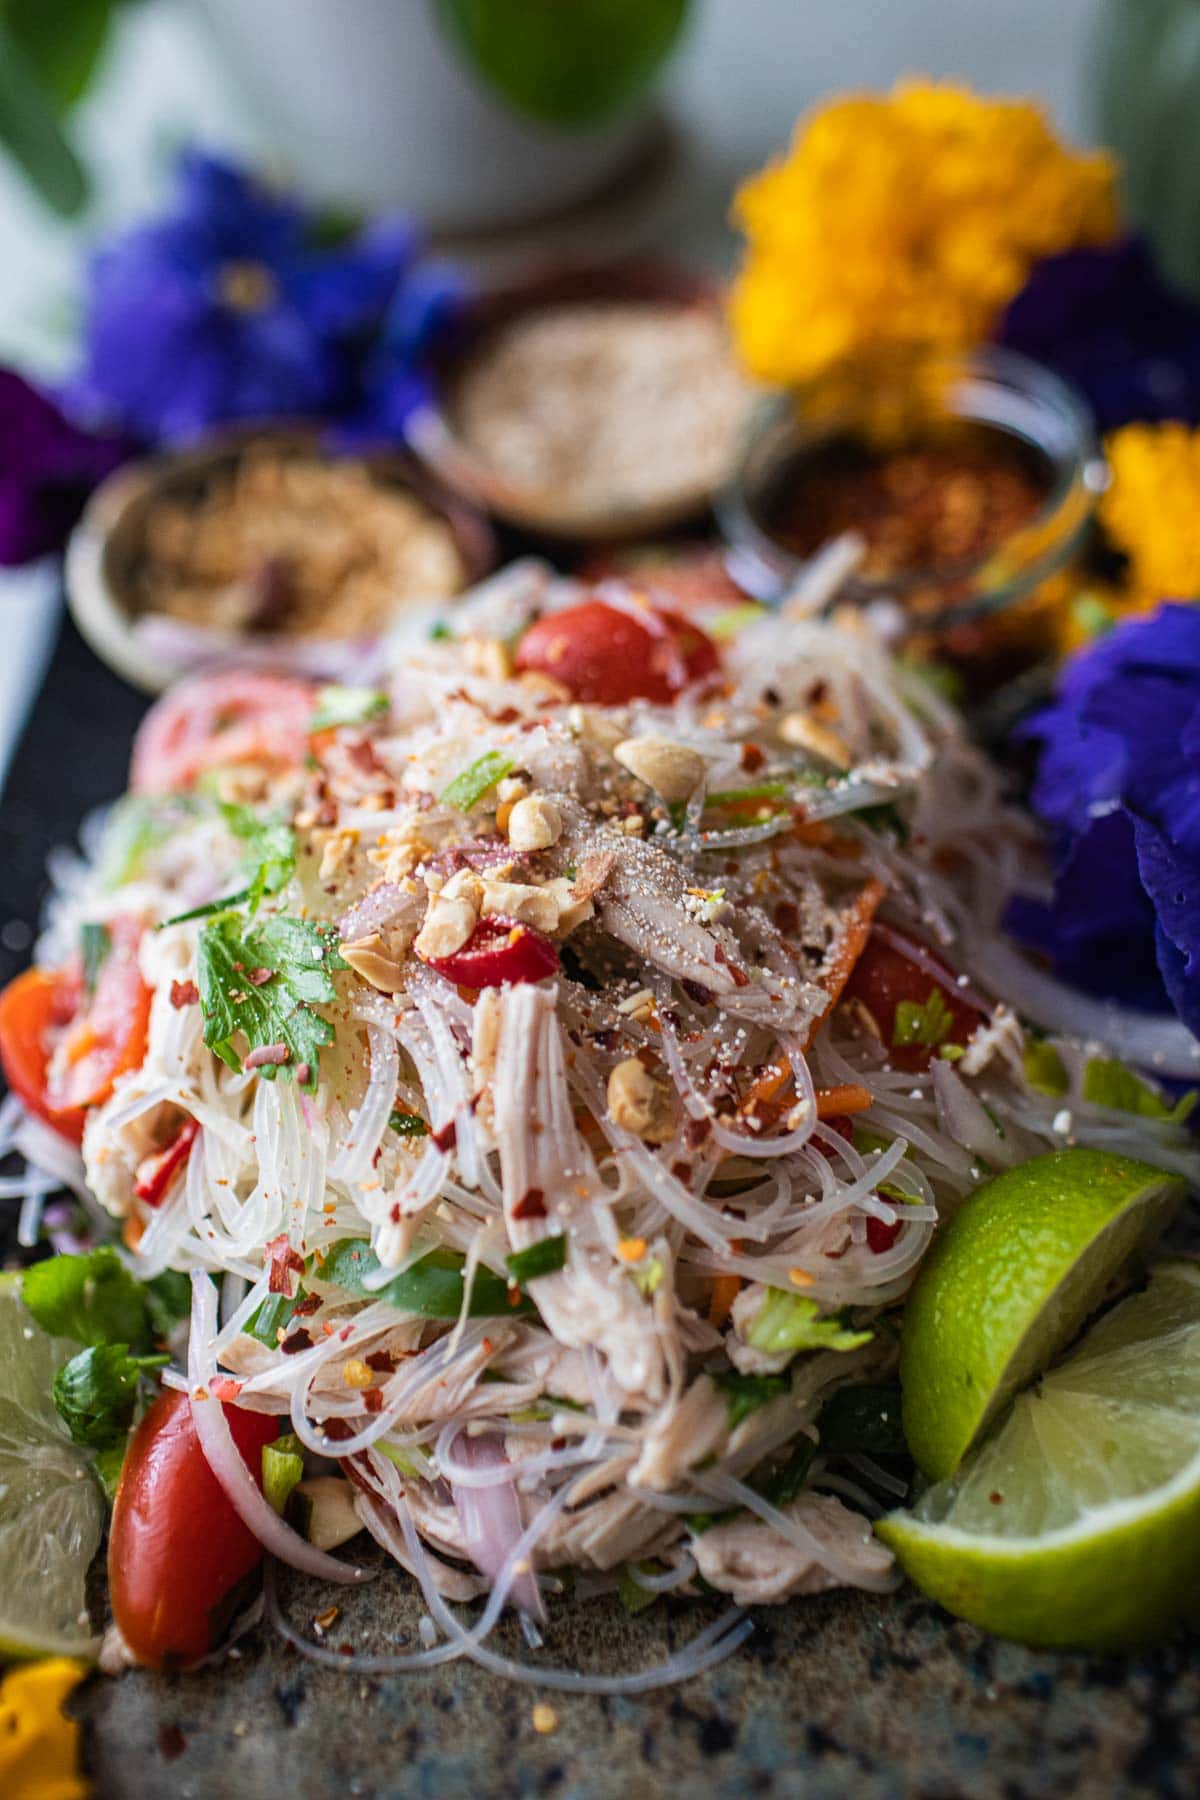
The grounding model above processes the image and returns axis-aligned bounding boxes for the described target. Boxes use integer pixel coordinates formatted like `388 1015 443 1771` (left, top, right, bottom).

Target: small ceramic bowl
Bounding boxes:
65 427 496 693
406 259 753 543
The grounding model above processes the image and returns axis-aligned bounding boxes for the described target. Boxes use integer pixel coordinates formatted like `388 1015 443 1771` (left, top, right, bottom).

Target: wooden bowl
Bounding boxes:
65 426 496 693
406 259 751 543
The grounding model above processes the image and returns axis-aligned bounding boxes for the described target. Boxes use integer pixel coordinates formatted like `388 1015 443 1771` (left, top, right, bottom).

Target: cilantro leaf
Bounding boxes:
23 1247 152 1350
440 751 514 812
1024 1039 1069 1098
711 1368 790 1428
53 1344 167 1448
746 1290 873 1356
220 802 296 913
310 685 388 732
197 911 345 1091
1082 1057 1197 1124
893 987 953 1049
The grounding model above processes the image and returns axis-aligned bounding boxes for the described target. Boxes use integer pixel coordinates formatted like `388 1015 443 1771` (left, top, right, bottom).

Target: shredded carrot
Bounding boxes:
739 1056 792 1116
122 1213 144 1251
708 1271 742 1328
815 1082 873 1118
802 876 887 1050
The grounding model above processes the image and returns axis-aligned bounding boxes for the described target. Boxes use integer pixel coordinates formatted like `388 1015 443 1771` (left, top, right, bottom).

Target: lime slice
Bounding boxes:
899 1148 1183 1481
878 1261 1200 1649
0 1273 104 1659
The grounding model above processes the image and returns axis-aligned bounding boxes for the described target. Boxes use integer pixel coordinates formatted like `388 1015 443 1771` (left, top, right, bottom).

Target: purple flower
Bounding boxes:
74 150 459 444
0 368 126 567
1010 604 1200 1031
996 238 1200 432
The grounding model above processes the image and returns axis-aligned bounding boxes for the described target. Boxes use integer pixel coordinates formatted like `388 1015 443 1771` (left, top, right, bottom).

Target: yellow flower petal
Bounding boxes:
0 1658 89 1800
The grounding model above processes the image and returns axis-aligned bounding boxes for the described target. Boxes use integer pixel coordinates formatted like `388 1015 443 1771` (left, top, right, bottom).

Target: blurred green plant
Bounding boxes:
434 0 691 128
0 0 135 214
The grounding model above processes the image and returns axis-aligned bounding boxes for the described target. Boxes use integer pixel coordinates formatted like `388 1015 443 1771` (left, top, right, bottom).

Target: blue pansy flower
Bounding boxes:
1011 604 1200 1032
996 238 1200 433
73 150 458 445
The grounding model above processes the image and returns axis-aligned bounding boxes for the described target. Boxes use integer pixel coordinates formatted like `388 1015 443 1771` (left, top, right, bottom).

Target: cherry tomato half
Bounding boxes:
842 926 984 1073
109 1389 278 1669
514 599 720 705
421 916 559 988
131 671 316 794
0 966 87 1141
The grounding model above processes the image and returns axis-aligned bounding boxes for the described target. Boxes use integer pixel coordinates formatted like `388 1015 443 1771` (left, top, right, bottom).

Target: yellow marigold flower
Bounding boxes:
730 81 1118 388
0 1658 89 1800
1101 422 1200 602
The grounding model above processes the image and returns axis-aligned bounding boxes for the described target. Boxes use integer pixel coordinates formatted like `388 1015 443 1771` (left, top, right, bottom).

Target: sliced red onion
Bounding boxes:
187 1271 372 1585
422 839 532 877
449 1431 543 1620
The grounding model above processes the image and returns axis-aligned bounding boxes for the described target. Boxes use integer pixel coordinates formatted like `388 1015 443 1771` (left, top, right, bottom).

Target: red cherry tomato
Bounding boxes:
108 1389 278 1669
842 926 983 1073
134 1116 200 1207
131 671 316 794
0 966 87 1141
46 915 153 1117
514 599 720 705
421 916 559 988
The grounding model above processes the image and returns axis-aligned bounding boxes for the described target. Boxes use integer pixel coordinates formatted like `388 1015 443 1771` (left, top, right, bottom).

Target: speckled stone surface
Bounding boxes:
12 626 1200 1800
72 1548 1200 1800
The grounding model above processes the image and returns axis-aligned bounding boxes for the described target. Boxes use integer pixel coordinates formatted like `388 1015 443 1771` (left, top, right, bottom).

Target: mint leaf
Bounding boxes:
23 1247 151 1350
440 751 514 812
1024 1039 1069 1098
893 987 954 1049
198 911 345 1091
711 1368 790 1428
310 685 388 732
53 1344 167 1448
746 1290 873 1357
1082 1056 1196 1124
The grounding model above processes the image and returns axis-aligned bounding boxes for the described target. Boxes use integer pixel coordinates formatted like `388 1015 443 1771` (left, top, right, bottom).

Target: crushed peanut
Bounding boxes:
506 794 563 852
606 1057 676 1144
614 735 707 803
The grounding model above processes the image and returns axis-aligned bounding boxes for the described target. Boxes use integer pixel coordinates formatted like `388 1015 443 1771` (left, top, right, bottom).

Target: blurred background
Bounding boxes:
0 0 1103 376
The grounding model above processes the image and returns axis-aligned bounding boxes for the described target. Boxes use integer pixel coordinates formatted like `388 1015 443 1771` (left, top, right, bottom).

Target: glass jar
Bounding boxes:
715 346 1104 634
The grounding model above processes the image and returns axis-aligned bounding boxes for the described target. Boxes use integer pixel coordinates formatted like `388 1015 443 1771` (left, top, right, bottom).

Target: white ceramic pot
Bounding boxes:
193 0 655 231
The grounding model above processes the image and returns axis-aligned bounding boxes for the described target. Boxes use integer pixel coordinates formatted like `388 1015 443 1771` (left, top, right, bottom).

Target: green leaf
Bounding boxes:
753 1434 817 1509
263 1435 305 1516
97 796 182 888
434 0 691 128
893 987 954 1049
389 1109 430 1138
310 685 388 732
1024 1039 1069 1098
428 621 454 643
4 0 119 112
505 1235 567 1284
630 1255 664 1298
816 1382 908 1458
376 1440 426 1479
23 1247 151 1350
52 1344 167 1448
617 1562 661 1615
144 1268 192 1338
1082 1056 1196 1124
0 18 88 214
93 1438 127 1503
439 750 514 812
705 781 792 808
746 1290 873 1357
319 1238 531 1319
197 911 344 1090
706 604 767 640
711 1368 790 1429
220 801 296 913
80 922 110 998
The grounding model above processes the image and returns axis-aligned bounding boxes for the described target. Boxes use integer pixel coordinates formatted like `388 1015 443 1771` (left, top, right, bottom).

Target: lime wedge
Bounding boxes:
878 1261 1200 1649
899 1148 1183 1481
0 1273 104 1660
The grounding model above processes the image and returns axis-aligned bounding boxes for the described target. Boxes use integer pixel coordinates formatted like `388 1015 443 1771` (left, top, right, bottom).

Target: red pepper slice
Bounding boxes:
422 916 559 988
133 1117 200 1207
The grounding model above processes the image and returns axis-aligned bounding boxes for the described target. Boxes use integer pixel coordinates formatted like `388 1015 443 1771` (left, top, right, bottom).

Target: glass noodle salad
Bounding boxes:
3 560 1197 1691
